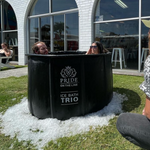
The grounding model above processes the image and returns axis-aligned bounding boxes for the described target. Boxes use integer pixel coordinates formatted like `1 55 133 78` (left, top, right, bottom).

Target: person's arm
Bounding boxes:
143 30 150 118
86 48 92 55
144 96 150 119
148 30 150 52
4 49 11 57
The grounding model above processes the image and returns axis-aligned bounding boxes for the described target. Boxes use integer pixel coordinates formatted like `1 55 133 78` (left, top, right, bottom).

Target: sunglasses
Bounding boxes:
90 46 97 49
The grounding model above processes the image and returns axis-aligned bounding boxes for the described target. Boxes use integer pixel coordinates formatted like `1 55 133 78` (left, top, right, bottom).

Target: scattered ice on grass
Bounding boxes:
12 98 16 101
0 92 127 150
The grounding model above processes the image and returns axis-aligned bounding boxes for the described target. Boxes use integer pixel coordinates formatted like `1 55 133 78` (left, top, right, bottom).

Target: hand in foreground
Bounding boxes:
86 48 92 55
148 29 150 40
142 108 145 115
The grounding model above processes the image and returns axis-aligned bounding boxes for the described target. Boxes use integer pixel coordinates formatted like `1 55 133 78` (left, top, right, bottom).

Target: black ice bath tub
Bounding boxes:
26 51 113 120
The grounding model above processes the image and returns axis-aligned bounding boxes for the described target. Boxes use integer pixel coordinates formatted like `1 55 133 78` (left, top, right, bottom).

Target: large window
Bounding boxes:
29 0 49 16
52 0 77 12
95 0 139 22
66 13 78 50
29 18 38 51
95 0 150 71
141 0 150 17
28 0 78 53
41 17 51 51
54 15 64 51
0 0 18 60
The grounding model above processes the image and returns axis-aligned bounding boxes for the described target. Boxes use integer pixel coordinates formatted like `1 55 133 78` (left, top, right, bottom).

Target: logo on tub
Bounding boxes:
60 66 78 87
60 66 77 78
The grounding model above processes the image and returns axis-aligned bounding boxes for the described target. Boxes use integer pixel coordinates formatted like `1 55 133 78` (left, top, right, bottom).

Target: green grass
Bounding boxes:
0 74 146 150
0 65 27 71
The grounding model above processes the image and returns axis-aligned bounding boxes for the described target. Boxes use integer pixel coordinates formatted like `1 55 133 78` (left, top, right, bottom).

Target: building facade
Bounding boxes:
1 0 150 72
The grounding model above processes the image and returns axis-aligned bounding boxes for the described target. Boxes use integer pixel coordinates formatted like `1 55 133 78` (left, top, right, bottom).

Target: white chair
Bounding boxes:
0 50 15 71
15 38 18 46
111 48 126 69
11 38 15 46
141 48 149 67
11 38 18 46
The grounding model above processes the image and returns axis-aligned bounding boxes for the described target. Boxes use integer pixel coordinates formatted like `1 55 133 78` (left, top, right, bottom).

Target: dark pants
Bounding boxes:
0 53 6 63
116 113 150 149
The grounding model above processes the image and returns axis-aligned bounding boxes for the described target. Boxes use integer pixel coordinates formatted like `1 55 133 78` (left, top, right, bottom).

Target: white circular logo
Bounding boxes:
60 66 77 78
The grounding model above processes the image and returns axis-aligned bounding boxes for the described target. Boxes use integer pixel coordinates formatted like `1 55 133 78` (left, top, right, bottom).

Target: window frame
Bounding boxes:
94 0 150 72
28 0 78 52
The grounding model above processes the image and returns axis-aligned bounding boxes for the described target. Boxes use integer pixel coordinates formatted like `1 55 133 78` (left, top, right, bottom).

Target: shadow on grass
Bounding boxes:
113 87 141 112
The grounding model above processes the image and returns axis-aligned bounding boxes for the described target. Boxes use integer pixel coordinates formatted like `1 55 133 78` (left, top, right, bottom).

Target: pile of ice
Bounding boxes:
0 92 127 149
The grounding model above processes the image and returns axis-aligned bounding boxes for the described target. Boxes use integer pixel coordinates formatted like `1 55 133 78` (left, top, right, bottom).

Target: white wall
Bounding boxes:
76 0 97 51
6 0 98 65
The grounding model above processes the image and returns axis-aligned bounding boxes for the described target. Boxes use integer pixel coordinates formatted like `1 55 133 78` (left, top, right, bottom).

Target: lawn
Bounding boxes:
0 64 27 71
0 74 146 150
